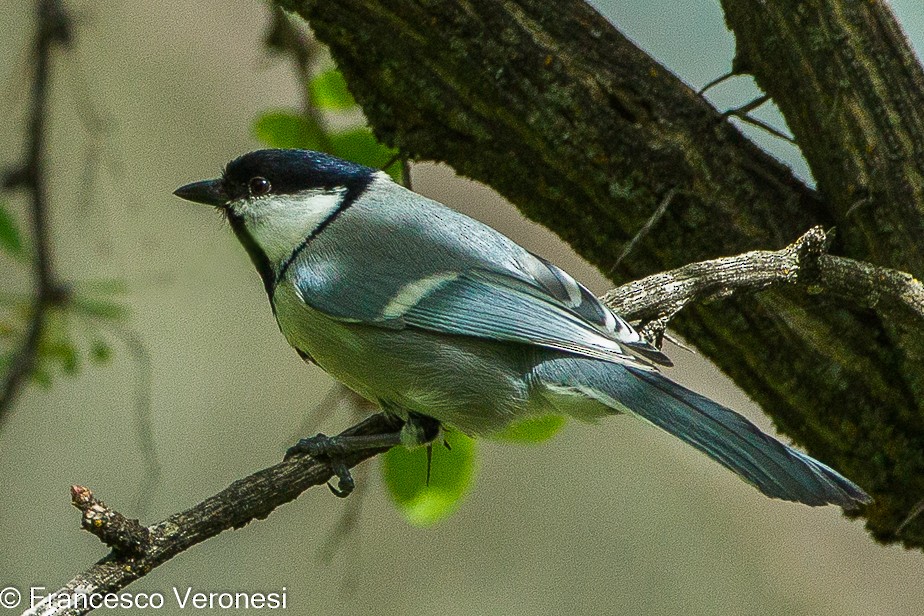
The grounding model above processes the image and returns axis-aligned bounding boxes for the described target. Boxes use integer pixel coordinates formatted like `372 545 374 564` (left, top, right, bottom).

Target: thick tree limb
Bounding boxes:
719 1 924 545
26 230 924 615
276 0 924 547
720 0 924 271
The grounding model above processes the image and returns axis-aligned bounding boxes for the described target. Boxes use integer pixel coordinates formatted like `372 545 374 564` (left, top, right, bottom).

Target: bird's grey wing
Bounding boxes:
397 269 656 366
285 182 669 365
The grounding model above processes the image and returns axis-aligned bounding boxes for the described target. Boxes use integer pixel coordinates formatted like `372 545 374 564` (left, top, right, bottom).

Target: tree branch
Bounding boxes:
26 229 924 615
25 413 403 616
607 226 924 331
0 0 70 421
720 0 924 271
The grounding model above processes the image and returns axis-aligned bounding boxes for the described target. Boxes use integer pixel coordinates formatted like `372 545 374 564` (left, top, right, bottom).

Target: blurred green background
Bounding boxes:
1 1 922 614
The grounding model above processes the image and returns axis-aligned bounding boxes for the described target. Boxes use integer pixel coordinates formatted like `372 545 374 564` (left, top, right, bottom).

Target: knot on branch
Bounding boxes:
71 485 151 556
790 226 830 288
42 280 71 308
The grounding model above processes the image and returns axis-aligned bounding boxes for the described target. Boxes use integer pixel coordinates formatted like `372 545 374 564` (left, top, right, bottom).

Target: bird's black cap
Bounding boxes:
174 149 376 206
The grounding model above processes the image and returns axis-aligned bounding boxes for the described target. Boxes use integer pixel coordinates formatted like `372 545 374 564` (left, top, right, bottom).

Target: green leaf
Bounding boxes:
31 366 52 389
0 201 25 257
382 430 476 526
309 69 356 110
492 414 568 444
254 112 326 150
56 343 80 375
329 128 395 166
40 335 80 376
329 128 402 181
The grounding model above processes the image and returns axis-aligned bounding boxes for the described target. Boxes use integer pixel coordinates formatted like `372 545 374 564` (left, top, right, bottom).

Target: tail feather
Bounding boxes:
535 358 870 508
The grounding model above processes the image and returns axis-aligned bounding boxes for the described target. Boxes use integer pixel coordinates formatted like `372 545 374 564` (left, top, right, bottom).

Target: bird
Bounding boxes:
174 148 869 508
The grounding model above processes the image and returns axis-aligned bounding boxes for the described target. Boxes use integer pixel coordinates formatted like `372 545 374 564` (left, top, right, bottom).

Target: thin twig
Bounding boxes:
896 498 924 535
28 227 924 615
721 94 797 144
286 382 349 445
265 6 333 151
722 93 771 118
317 463 369 564
698 70 738 96
0 0 71 421
608 188 677 273
730 114 797 145
401 156 412 191
107 326 161 516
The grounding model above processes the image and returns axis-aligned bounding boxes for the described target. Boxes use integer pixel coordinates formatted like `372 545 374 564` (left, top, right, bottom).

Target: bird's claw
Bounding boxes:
285 433 355 498
327 462 355 498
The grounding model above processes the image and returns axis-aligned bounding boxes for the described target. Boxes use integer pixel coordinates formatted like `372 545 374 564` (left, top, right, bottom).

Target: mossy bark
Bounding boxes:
278 0 924 546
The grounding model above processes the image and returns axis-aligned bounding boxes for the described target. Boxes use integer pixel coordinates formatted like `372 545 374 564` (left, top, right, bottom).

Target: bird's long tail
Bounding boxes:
534 357 870 508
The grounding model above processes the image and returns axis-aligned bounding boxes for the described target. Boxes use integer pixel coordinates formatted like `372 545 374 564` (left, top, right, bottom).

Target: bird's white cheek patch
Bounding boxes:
245 190 346 264
382 273 459 318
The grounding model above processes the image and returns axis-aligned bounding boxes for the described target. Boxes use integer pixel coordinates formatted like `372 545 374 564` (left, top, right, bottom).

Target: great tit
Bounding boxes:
175 148 869 508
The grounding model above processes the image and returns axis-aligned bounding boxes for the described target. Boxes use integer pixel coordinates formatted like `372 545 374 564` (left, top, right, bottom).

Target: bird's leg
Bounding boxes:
402 412 442 487
285 412 441 497
399 411 442 447
285 431 401 498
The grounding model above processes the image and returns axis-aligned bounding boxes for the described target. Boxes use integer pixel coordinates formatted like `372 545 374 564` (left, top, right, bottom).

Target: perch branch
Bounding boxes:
24 413 403 616
26 228 924 615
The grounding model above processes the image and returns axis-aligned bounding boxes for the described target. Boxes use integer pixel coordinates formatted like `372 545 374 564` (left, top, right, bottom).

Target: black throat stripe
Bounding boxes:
228 212 275 301
271 177 372 297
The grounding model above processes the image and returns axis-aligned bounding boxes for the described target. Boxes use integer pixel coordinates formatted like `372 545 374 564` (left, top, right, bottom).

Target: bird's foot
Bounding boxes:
284 413 442 498
285 433 357 497
285 432 348 461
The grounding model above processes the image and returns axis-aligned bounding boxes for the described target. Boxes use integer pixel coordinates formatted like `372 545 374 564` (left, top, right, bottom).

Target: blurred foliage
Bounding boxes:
308 69 355 110
0 201 26 259
0 204 127 389
10 280 126 387
254 113 325 151
254 69 402 182
0 2 138 466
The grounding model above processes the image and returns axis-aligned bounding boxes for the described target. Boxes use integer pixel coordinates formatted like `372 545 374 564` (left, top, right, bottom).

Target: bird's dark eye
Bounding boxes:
249 176 271 196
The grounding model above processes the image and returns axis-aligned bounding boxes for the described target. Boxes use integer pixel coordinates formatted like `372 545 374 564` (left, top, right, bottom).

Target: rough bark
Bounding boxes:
276 0 924 546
